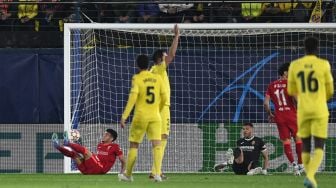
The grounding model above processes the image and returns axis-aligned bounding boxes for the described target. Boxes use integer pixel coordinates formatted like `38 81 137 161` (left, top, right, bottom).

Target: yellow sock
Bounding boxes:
302 152 311 173
151 162 156 175
161 139 168 161
126 148 138 177
307 148 324 186
151 139 167 175
153 145 162 176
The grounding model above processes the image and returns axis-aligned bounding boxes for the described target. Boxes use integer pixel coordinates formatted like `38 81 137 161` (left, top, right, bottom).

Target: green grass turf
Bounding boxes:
0 173 334 188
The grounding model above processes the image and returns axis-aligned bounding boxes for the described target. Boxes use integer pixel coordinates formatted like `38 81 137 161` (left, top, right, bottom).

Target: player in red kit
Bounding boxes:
52 129 126 174
264 63 304 175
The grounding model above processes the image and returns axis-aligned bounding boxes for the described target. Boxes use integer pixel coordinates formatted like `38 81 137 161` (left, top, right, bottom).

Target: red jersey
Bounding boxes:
266 79 296 117
96 142 123 173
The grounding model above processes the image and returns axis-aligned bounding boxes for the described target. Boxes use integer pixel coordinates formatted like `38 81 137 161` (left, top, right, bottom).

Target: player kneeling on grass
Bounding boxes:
215 123 269 175
52 129 126 174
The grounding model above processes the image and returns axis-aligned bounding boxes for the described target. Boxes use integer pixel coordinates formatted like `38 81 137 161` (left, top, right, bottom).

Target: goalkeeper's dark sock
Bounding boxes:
68 143 88 155
126 148 138 177
295 141 303 164
283 142 294 163
57 146 78 158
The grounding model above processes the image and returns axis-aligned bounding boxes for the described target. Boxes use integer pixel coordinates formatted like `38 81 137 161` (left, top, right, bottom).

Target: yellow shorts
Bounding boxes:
297 116 329 139
160 106 171 135
129 118 162 143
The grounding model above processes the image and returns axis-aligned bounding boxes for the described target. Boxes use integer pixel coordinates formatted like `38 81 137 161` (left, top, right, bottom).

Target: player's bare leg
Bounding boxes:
235 148 244 164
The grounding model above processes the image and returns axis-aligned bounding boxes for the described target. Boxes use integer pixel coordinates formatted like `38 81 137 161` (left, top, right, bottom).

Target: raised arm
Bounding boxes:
165 24 180 65
159 77 168 110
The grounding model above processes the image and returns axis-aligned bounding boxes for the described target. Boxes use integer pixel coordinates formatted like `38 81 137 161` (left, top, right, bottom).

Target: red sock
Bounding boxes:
284 143 294 164
68 143 88 155
295 141 303 164
57 146 78 158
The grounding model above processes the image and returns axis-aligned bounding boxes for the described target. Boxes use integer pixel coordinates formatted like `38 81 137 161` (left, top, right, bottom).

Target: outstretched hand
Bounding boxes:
120 119 126 129
174 24 180 37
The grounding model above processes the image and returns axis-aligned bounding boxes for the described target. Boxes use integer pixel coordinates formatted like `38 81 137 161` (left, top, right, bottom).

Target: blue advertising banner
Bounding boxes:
0 49 63 123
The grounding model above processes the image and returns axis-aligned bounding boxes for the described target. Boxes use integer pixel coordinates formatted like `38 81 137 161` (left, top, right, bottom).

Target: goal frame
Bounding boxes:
63 23 336 173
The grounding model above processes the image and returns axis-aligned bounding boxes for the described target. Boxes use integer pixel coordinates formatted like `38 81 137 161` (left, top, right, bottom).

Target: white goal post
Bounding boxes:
64 23 336 173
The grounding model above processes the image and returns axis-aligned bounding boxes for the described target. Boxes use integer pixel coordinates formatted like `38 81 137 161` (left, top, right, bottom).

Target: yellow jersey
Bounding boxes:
288 55 334 119
151 61 171 106
241 3 266 17
122 70 167 122
274 2 312 13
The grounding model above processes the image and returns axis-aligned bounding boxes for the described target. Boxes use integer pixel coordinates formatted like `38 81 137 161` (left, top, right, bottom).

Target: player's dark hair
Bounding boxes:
106 129 118 142
137 54 149 70
233 147 242 159
304 37 318 55
152 49 165 63
243 122 253 128
278 63 290 76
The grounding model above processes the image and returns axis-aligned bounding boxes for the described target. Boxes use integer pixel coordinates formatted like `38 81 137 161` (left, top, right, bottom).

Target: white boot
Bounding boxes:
153 175 162 182
247 167 262 175
118 173 134 182
293 162 301 176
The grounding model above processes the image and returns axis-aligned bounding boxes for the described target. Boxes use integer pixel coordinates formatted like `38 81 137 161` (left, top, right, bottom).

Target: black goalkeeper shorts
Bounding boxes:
232 161 257 175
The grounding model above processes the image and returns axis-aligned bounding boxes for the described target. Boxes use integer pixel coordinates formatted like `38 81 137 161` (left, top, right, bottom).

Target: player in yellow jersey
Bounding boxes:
287 37 334 188
149 24 180 179
119 55 168 182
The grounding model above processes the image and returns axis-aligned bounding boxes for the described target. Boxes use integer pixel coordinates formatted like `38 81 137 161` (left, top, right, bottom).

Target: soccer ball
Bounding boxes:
69 129 80 141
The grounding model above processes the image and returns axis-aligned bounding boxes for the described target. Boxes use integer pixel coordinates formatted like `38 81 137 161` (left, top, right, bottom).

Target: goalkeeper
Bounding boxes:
214 123 269 175
51 129 125 174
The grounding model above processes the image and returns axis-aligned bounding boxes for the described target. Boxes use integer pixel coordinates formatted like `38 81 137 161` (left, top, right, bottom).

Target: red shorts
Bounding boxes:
275 114 298 140
77 154 104 174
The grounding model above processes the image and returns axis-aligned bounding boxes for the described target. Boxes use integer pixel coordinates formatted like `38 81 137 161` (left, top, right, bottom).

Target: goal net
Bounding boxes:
64 23 336 173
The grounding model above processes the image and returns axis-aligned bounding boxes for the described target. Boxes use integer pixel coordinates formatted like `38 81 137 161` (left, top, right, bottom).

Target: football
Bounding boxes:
69 129 80 141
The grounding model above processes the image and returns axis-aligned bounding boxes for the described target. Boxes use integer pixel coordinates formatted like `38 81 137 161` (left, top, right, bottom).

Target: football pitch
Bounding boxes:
1 173 335 188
